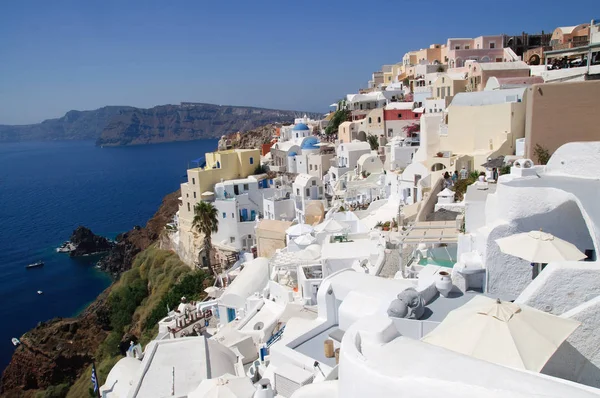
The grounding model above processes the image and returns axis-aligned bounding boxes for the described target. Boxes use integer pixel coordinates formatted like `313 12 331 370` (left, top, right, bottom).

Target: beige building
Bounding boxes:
432 73 467 106
415 44 445 64
338 121 360 143
307 152 335 178
442 88 527 167
359 108 385 138
255 219 292 258
467 61 530 92
524 80 600 161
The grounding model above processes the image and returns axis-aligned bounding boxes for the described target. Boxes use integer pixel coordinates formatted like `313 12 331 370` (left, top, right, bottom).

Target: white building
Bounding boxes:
292 174 326 224
212 175 274 251
327 141 371 185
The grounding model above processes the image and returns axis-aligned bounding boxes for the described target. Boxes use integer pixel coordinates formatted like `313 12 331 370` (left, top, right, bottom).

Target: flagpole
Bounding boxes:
92 361 101 398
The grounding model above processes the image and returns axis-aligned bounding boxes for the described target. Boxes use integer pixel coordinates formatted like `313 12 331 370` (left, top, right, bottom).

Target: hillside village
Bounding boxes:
99 21 600 398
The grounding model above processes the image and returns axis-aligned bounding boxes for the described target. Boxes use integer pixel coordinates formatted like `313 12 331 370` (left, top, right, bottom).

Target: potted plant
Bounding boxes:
436 151 444 158
375 221 384 230
382 221 391 231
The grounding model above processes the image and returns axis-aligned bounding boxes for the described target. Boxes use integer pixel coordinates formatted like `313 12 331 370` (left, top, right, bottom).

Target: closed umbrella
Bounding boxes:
188 374 255 398
314 219 349 234
293 234 316 248
496 230 586 278
422 295 580 371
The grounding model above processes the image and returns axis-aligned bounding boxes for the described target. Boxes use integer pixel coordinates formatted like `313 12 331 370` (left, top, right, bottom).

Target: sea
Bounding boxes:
0 138 218 372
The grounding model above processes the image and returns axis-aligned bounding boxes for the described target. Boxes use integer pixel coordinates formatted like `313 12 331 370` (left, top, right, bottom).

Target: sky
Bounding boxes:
0 0 596 125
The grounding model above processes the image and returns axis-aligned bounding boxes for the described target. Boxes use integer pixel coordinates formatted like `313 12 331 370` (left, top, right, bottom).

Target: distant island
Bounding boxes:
0 103 322 146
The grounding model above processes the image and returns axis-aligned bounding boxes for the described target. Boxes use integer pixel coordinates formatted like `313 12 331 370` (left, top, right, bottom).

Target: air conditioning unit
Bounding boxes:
274 363 315 397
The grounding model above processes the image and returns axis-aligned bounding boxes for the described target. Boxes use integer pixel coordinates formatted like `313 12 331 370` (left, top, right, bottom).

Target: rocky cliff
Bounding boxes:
217 123 282 151
0 190 181 397
0 106 133 142
97 189 181 274
96 103 320 147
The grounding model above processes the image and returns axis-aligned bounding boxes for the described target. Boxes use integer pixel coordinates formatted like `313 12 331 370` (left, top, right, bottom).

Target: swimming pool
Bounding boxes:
418 258 456 268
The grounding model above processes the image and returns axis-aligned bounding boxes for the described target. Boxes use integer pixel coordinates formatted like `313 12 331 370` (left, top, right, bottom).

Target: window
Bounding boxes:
296 188 300 195
368 117 372 123
388 128 393 137
447 87 451 96
192 178 195 185
249 157 254 165
377 117 381 123
296 133 299 138
243 183 249 190
306 188 310 196
455 45 460 50
232 213 235 218
310 164 313 170
193 192 196 199
398 113 402 118
437 87 440 97
222 212 226 218
312 180 316 186
465 45 470 50
187 203 190 212
186 193 189 198
248 234 252 239
490 42 495 49
230 237 235 243
315 165 318 170
414 113 418 118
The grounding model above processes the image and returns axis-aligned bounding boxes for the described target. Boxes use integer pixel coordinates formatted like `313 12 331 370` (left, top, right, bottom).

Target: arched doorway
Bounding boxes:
528 54 541 65
431 163 446 172
357 131 367 142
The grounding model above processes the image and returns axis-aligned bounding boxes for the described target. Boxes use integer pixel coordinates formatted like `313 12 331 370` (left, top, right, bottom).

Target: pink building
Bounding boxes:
446 35 505 68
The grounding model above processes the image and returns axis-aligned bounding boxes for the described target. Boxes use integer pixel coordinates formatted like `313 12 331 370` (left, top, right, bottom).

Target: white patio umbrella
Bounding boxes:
314 218 349 234
188 374 255 398
496 230 586 264
496 230 586 278
422 295 580 371
293 233 316 248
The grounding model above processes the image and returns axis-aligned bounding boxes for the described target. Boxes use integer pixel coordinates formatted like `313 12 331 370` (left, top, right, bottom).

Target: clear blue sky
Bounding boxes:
0 0 596 125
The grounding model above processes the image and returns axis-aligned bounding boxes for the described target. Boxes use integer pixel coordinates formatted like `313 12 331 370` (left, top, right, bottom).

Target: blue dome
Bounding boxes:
301 137 319 150
292 123 310 131
288 151 297 157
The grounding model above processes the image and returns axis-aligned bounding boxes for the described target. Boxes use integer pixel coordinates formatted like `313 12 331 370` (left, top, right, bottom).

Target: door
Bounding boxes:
227 308 236 322
241 208 248 221
234 185 239 195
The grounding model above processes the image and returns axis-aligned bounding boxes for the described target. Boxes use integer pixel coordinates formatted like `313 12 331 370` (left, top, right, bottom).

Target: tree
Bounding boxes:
325 103 350 136
253 164 267 174
403 123 420 137
436 65 445 73
192 201 219 275
533 144 551 165
367 134 379 151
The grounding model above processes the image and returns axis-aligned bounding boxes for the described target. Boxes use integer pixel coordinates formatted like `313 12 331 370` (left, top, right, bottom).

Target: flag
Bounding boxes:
91 362 99 395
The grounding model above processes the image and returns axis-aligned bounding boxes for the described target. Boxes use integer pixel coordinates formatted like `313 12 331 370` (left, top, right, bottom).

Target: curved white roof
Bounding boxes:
220 257 270 309
100 357 141 398
346 92 386 103
294 173 317 187
450 88 526 107
286 223 315 236
339 141 371 152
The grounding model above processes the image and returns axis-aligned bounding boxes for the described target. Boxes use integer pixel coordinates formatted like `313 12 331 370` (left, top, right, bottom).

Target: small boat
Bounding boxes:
25 261 44 269
11 338 20 347
37 291 43 295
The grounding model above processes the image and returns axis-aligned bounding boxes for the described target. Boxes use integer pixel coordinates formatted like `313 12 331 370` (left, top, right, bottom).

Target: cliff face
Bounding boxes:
0 190 181 397
97 189 181 274
69 226 114 256
96 103 321 146
0 106 133 142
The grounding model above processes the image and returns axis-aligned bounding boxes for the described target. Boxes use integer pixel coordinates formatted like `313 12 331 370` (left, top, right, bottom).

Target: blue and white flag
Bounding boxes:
91 362 99 394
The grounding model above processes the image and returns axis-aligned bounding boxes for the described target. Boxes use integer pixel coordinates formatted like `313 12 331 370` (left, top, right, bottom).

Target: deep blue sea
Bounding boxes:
0 139 218 372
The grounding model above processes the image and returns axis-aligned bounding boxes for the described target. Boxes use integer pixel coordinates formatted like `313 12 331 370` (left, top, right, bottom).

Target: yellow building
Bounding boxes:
178 148 260 229
431 72 467 106
415 44 445 64
440 89 527 168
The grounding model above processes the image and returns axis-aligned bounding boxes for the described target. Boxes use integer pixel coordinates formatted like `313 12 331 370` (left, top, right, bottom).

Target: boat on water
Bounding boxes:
11 338 20 347
37 290 43 295
25 261 44 269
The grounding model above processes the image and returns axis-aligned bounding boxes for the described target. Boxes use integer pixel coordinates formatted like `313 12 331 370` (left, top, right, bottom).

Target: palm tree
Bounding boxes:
192 201 219 275
367 134 379 151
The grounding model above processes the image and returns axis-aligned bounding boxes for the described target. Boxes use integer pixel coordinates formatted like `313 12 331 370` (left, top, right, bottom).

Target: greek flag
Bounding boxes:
91 362 99 393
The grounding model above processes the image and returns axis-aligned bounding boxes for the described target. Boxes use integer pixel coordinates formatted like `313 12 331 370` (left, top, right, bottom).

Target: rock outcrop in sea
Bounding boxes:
68 226 114 257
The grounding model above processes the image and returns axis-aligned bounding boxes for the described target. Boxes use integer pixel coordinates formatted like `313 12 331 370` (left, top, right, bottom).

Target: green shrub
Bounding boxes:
143 271 209 331
534 144 551 165
36 384 69 398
